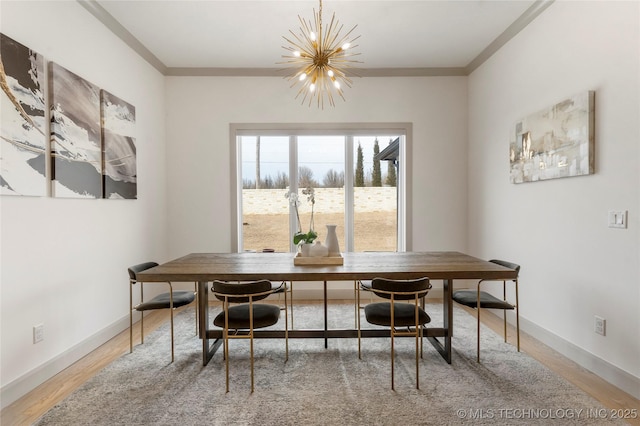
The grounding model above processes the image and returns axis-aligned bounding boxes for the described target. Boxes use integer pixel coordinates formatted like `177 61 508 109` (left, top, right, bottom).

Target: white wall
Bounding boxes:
5 0 636 408
468 1 639 397
164 76 469 258
164 76 468 300
0 1 168 407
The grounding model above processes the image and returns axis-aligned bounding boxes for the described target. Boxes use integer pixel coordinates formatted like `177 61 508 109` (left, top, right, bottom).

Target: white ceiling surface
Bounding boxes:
94 0 540 72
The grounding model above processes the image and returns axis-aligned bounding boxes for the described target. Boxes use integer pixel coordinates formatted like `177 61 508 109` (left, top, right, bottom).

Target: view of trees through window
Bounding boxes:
239 134 401 253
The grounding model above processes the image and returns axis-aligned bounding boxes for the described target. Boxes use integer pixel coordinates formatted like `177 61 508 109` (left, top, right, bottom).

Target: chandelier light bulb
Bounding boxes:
279 0 362 108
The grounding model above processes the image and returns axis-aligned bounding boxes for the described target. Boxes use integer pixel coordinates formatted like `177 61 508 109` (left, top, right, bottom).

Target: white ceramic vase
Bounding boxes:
309 241 329 257
325 224 340 256
300 243 312 257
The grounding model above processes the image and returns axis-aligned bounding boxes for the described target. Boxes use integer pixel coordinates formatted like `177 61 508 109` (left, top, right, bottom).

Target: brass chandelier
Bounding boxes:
280 0 361 108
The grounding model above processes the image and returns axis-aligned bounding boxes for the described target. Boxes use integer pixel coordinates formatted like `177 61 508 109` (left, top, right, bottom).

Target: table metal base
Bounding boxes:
199 279 453 366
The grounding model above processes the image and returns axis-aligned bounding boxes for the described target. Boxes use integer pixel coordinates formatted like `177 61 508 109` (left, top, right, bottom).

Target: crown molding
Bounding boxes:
77 0 167 74
164 67 468 77
465 0 555 74
78 0 554 78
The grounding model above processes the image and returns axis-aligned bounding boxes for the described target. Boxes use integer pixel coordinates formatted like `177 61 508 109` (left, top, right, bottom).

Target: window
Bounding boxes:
231 124 409 254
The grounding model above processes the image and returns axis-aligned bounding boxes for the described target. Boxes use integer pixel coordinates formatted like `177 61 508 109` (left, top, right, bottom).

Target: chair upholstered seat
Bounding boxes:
214 304 280 329
364 302 431 327
452 290 515 310
136 291 195 311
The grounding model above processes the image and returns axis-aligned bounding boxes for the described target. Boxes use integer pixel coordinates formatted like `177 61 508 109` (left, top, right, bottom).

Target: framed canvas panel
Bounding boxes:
509 91 595 183
0 33 47 196
101 90 136 199
49 62 102 198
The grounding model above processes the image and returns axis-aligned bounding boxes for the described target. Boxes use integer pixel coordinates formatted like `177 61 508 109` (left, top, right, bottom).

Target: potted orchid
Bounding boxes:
285 187 317 248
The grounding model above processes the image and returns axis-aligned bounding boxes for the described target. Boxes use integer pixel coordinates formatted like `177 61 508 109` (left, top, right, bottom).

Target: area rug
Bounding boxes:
36 302 624 425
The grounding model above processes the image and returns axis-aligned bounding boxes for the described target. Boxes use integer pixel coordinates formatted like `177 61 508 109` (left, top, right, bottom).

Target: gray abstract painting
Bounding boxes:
510 91 595 183
0 33 47 196
101 90 136 199
50 62 102 198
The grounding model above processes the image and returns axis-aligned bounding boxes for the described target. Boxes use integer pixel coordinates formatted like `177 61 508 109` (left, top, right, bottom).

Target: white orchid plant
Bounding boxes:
285 186 317 245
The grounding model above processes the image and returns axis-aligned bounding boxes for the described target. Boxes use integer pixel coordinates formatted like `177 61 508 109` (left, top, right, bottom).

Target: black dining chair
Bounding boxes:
128 262 197 362
452 259 520 362
225 280 292 327
356 279 428 358
359 277 432 390
211 279 288 392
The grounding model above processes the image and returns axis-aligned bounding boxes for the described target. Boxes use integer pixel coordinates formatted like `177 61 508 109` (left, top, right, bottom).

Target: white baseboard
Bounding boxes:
517 315 640 399
0 313 133 410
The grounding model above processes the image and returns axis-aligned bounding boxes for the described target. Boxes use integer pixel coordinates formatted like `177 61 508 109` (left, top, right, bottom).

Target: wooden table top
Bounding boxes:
137 251 518 282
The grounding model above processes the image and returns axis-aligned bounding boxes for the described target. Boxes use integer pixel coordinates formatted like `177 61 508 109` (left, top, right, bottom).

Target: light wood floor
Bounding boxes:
2 300 639 426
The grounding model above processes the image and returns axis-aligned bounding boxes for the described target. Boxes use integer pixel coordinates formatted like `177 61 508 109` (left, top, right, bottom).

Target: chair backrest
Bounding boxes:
128 262 159 281
371 277 431 301
489 259 521 279
212 280 273 304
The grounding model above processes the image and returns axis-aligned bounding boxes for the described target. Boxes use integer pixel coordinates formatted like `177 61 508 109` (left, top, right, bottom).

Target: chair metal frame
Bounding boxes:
475 276 519 361
129 262 197 363
356 279 427 359
276 281 295 328
358 277 432 390
212 280 288 393
454 259 520 362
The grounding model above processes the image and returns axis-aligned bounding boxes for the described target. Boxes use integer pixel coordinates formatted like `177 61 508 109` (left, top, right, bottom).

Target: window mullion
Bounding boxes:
234 136 243 253
398 136 406 252
344 136 354 252
289 135 299 252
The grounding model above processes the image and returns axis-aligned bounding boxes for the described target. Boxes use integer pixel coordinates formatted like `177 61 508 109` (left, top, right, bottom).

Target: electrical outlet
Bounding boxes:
594 316 606 336
608 210 627 229
33 324 44 343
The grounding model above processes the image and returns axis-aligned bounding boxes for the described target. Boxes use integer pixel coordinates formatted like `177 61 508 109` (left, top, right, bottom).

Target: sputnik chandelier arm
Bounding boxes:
279 0 362 109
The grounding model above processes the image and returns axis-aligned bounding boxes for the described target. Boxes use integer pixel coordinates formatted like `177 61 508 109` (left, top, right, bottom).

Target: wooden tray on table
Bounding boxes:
293 253 344 266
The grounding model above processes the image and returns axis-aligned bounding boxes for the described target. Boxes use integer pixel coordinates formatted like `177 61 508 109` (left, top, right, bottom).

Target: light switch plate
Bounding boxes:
608 210 627 229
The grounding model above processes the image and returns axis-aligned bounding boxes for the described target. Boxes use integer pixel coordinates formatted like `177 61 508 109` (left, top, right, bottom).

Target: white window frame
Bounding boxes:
230 123 413 253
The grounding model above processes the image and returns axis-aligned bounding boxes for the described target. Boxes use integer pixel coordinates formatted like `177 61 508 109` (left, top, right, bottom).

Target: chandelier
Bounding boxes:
280 0 362 108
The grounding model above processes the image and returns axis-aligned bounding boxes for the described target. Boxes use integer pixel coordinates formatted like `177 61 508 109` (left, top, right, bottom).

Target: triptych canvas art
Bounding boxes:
1 33 137 199
0 33 47 196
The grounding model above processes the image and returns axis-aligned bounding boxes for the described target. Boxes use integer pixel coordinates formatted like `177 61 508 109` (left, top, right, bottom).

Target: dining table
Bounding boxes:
137 251 518 366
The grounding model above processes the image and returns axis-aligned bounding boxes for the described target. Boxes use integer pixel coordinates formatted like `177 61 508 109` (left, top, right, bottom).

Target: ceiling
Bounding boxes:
84 0 552 76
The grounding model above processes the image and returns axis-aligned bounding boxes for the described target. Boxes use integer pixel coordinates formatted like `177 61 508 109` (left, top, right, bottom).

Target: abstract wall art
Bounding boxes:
101 90 137 199
0 33 47 196
50 62 102 198
509 91 595 183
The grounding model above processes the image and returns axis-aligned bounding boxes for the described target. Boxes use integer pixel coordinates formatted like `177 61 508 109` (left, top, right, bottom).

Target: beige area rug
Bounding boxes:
36 303 624 425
